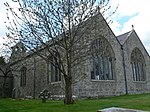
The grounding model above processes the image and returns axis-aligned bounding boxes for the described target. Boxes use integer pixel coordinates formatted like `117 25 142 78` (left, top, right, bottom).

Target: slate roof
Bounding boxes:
117 30 133 45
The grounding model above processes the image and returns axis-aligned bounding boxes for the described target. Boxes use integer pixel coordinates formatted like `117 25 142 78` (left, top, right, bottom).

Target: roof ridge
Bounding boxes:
117 30 131 37
116 30 132 45
127 30 134 37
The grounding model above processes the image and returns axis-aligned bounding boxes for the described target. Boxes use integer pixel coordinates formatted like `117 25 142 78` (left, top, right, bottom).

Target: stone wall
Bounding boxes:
122 30 150 94
12 55 64 98
73 14 126 98
11 14 150 99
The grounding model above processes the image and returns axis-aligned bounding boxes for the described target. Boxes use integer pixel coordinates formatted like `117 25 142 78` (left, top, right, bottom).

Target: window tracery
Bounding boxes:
131 48 145 81
90 36 114 80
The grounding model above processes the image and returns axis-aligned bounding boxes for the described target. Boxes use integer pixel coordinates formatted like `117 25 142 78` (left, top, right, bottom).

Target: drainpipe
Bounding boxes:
121 45 128 94
33 58 36 99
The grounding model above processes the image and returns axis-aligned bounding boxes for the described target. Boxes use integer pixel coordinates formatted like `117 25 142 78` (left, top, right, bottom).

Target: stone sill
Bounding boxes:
133 81 147 84
91 79 115 82
49 81 61 85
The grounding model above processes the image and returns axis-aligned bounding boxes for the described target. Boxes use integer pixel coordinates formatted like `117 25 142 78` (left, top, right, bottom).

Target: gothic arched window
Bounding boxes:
131 48 145 81
90 36 115 80
20 66 27 86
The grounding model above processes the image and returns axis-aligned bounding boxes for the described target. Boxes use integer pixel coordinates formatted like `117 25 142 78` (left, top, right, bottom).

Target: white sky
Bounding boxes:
0 0 7 46
0 0 150 55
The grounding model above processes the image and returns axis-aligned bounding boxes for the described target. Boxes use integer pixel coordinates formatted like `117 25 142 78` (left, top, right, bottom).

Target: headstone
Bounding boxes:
39 89 50 103
97 107 147 112
12 88 16 99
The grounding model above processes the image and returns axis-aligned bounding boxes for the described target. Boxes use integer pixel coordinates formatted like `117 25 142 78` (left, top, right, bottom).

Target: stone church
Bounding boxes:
10 13 150 99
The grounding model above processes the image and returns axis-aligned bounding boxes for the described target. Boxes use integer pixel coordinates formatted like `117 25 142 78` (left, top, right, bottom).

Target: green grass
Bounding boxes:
0 94 150 112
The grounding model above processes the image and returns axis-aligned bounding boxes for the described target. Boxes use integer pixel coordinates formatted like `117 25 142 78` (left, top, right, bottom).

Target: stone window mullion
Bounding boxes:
131 48 145 82
90 36 114 81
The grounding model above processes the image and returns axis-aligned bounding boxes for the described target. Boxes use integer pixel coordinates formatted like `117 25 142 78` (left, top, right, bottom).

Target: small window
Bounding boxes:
20 66 27 86
48 57 61 83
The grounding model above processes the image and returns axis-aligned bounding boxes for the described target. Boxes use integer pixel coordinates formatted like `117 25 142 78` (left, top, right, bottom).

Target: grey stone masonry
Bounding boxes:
10 13 150 99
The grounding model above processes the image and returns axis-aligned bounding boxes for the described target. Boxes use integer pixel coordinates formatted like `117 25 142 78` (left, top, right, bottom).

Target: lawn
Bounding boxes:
0 94 150 112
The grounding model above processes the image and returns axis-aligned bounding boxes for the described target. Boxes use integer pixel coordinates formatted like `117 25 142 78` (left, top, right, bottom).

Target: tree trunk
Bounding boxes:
64 49 74 104
2 77 7 98
64 77 74 104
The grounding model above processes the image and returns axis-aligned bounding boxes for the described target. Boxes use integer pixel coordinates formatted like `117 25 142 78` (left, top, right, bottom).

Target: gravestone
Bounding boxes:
97 107 147 112
39 89 50 103
12 88 16 99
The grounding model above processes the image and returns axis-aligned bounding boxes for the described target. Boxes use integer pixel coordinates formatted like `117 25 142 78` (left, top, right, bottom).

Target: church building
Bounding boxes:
10 14 150 99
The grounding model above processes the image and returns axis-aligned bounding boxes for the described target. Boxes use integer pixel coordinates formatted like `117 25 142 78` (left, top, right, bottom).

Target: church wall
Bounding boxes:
73 15 126 98
11 15 150 99
122 31 150 94
33 57 47 98
11 58 34 98
12 55 64 98
12 14 127 99
33 56 64 98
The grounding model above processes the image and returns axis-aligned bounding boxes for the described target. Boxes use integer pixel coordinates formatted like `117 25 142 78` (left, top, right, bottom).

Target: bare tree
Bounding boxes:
4 0 117 104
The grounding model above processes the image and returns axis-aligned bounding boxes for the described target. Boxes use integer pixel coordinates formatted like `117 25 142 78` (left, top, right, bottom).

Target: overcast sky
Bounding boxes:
0 0 8 50
0 0 150 55
110 0 150 54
